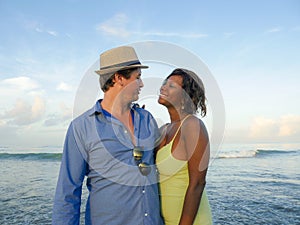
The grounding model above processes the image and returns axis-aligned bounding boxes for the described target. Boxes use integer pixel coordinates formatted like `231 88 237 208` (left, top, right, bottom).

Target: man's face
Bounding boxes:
121 68 144 103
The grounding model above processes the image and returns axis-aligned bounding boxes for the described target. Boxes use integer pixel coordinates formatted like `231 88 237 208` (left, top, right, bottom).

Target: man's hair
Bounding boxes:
101 68 138 92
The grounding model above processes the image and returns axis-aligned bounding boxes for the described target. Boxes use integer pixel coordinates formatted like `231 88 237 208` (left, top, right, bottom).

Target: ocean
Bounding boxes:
0 143 299 225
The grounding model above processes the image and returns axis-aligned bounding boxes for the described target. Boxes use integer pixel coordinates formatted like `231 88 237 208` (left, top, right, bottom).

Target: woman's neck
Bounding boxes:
168 107 188 123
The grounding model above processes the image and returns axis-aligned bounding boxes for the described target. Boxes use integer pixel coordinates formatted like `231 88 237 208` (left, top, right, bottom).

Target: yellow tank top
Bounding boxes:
156 116 212 225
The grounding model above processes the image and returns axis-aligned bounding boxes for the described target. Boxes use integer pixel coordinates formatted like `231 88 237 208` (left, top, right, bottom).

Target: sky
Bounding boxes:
0 0 299 149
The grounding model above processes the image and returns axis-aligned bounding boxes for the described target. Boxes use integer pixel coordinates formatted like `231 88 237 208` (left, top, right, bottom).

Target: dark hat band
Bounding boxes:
101 60 141 70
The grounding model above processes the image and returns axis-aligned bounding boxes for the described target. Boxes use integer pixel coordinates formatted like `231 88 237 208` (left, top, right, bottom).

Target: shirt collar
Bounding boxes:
88 99 104 116
88 99 140 117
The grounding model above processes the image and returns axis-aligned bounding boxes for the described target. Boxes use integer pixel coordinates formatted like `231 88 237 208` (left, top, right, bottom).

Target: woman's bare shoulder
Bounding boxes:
182 115 207 136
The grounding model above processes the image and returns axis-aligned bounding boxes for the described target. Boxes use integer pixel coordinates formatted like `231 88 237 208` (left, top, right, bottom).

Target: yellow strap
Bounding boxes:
170 114 193 142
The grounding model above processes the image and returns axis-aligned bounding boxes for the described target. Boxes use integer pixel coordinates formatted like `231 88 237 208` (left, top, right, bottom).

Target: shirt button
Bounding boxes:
124 130 127 134
144 213 148 217
142 189 145 194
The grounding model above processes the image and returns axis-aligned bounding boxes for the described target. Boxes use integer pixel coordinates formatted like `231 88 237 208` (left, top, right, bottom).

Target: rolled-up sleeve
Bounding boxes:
52 123 87 225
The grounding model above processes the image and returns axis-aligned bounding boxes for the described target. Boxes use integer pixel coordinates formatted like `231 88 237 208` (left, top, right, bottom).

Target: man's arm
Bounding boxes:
52 123 87 225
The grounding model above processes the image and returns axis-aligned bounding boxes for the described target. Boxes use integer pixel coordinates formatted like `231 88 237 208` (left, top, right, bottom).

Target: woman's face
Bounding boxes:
158 75 183 109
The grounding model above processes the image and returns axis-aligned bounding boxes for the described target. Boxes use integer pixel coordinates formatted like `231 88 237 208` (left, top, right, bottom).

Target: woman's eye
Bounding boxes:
169 83 176 88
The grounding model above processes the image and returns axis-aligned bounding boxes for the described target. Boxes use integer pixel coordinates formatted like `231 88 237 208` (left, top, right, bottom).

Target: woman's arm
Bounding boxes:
178 116 210 225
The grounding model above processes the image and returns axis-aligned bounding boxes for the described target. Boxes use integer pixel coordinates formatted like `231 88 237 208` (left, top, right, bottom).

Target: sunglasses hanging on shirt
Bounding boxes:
133 146 151 176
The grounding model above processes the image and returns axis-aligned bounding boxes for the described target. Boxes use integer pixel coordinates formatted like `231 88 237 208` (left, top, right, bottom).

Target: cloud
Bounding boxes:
1 76 39 91
0 76 47 126
0 75 70 146
1 96 46 126
249 117 278 138
138 31 208 38
56 82 73 91
35 27 43 33
96 13 208 39
0 121 18 145
224 32 235 38
44 102 72 126
0 76 45 102
266 27 282 33
0 76 74 129
279 115 300 136
249 115 300 141
47 30 58 37
23 20 59 37
31 96 46 120
96 13 130 38
35 25 59 37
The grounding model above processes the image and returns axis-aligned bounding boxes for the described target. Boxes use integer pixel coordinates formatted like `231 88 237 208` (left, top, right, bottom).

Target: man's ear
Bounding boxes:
114 73 124 86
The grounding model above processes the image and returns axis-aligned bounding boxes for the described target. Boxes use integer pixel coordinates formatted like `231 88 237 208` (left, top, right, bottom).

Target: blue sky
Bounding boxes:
0 0 299 148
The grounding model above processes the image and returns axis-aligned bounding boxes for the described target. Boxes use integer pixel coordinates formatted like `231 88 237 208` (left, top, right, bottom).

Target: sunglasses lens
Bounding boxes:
133 147 143 161
133 146 151 176
138 162 151 176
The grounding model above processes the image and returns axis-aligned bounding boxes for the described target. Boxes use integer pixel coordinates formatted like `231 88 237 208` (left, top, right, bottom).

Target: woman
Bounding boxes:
156 68 212 225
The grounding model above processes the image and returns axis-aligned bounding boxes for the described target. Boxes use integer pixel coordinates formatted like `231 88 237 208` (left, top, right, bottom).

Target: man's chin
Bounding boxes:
129 95 139 103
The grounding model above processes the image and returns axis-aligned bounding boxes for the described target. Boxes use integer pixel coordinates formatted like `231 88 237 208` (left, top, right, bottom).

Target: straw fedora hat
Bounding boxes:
95 46 148 77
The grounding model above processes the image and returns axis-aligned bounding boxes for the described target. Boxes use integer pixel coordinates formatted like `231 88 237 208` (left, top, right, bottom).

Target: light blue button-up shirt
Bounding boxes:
52 100 164 225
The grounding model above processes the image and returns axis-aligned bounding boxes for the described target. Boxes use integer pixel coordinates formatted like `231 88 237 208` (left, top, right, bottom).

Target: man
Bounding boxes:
52 46 164 225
